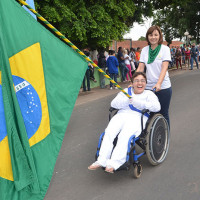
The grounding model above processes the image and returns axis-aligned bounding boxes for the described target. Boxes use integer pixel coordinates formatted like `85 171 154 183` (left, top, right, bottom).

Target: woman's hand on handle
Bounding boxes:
153 83 161 92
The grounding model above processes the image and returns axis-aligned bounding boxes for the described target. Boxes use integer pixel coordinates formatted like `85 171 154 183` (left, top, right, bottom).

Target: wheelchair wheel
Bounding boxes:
133 163 142 179
145 113 170 165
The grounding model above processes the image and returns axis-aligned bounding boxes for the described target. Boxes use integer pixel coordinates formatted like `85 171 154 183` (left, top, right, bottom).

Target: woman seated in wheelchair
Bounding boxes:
88 72 161 173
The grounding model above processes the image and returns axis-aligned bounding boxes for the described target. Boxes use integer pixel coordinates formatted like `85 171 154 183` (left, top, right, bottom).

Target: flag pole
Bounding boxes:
16 0 131 99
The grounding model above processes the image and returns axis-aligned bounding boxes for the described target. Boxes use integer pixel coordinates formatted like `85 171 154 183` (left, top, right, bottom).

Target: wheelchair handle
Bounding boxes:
151 88 156 93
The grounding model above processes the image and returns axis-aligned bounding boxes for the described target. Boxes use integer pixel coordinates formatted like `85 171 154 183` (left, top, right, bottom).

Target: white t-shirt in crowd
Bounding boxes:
124 54 131 65
139 44 171 90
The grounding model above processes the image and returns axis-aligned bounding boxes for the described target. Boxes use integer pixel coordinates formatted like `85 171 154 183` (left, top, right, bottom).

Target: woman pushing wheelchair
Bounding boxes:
137 25 172 128
88 72 161 173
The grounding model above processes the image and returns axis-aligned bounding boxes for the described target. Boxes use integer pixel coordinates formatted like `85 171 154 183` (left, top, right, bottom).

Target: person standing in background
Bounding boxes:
190 43 199 70
82 50 91 92
181 44 186 65
98 50 107 88
135 47 141 69
117 47 129 82
185 47 190 68
129 48 136 75
170 48 176 68
123 49 132 81
107 50 119 90
175 47 182 70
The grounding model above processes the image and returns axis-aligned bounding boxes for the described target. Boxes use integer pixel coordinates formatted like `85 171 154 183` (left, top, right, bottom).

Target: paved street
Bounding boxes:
45 68 200 200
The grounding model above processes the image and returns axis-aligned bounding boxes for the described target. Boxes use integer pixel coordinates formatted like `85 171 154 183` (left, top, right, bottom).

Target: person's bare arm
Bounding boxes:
136 62 145 72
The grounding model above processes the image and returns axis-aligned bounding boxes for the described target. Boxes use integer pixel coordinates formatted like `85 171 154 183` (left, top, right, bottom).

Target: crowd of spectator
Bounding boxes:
170 43 200 70
82 43 200 92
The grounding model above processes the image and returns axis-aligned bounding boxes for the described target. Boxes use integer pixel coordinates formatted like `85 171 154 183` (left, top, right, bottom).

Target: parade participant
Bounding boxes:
88 72 160 173
137 25 172 127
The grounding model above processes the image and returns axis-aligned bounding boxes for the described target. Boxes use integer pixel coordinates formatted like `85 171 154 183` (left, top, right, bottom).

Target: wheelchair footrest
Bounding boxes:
116 161 131 171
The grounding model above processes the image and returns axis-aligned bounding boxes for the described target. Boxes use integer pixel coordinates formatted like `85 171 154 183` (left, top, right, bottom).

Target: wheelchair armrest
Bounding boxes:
109 107 118 112
141 109 149 115
109 107 119 121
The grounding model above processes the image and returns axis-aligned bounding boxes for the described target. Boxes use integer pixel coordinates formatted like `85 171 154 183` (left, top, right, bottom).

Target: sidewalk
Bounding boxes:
75 66 191 106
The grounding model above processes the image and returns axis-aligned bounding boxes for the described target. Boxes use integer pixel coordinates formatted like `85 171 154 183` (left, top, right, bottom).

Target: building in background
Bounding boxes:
110 39 183 52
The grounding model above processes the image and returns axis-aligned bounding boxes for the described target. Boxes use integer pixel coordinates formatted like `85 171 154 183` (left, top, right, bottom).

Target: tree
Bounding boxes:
152 0 200 44
31 0 154 50
138 36 146 41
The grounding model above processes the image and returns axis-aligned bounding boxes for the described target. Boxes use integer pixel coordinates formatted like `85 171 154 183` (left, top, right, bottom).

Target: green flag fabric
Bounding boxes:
0 0 87 199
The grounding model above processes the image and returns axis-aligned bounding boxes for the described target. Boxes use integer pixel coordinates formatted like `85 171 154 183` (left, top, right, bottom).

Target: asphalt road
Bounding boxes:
45 69 200 200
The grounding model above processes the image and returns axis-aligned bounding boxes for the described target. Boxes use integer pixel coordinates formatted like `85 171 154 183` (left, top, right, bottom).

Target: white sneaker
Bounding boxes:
110 87 113 90
115 87 118 89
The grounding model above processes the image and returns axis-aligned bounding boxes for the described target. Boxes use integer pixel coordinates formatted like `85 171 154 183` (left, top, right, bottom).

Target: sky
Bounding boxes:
123 18 153 41
123 18 181 42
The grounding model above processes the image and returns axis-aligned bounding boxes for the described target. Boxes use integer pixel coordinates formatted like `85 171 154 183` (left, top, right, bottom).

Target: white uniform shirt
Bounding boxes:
139 45 171 90
124 54 131 65
111 88 161 118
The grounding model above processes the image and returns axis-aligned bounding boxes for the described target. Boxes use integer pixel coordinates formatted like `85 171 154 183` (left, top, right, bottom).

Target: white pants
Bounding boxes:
97 112 147 170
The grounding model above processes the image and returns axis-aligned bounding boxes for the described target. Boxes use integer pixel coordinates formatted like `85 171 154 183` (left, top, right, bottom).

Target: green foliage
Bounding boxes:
32 0 154 49
138 36 146 41
152 0 200 43
17 0 200 49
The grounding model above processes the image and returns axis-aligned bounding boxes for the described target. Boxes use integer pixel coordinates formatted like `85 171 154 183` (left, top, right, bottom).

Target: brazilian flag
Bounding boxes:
0 0 87 199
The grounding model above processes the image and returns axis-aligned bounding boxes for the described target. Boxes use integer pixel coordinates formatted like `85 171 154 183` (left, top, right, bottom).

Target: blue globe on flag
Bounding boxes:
12 75 42 139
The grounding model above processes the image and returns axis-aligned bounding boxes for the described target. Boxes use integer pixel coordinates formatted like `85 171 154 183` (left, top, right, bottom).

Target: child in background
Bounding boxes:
106 50 119 90
123 49 132 81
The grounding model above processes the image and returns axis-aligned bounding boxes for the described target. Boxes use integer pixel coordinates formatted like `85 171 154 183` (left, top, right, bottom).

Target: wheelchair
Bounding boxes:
95 107 170 178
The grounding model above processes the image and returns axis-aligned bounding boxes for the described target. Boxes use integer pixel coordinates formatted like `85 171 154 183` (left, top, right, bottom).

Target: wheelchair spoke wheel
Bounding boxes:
133 164 142 179
145 114 170 165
